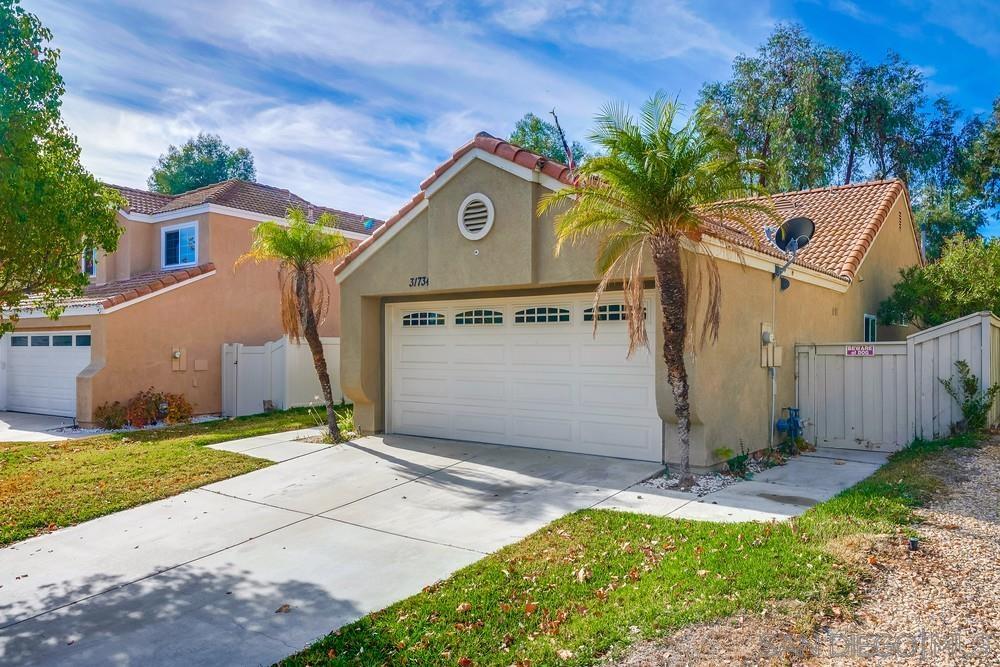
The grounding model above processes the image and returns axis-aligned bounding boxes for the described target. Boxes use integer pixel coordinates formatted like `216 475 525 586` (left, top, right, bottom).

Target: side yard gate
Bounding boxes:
797 312 1000 451
222 336 342 417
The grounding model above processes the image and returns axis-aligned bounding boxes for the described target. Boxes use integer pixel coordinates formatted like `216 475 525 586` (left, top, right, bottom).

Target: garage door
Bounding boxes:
386 295 662 461
5 331 92 417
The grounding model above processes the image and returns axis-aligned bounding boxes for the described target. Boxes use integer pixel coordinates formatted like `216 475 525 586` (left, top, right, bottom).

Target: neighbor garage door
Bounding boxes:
386 295 662 461
5 331 92 417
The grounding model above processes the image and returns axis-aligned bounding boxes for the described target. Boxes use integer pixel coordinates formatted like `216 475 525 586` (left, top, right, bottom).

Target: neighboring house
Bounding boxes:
335 133 922 470
0 180 375 424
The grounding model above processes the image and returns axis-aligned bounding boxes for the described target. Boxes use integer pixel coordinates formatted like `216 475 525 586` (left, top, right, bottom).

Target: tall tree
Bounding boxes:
0 0 123 334
509 113 589 166
237 209 350 440
913 98 987 259
699 24 848 191
148 133 256 194
539 95 775 485
966 97 1000 207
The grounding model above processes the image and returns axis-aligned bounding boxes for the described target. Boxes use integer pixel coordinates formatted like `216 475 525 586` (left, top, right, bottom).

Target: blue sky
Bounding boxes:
26 0 1000 220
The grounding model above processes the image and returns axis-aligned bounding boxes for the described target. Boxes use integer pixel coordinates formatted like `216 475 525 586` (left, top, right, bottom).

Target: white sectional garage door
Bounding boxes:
5 331 92 417
386 295 662 461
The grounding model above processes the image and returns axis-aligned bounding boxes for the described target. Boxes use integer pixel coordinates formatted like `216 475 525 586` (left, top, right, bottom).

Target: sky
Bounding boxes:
25 0 1000 222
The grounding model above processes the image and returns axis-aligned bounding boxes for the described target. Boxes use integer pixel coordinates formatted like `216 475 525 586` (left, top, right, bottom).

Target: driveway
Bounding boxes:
0 434 661 666
0 412 76 442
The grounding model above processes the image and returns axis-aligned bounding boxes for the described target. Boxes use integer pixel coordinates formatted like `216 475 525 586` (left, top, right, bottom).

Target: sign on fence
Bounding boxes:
845 344 875 357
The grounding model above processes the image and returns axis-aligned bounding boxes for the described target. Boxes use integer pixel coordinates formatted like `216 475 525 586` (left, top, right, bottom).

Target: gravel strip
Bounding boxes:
802 441 1000 666
609 439 1000 666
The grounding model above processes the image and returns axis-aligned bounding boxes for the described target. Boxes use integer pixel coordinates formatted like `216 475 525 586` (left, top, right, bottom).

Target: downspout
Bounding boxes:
769 276 776 451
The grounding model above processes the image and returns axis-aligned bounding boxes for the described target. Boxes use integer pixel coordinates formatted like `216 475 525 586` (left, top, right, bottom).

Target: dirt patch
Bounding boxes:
610 441 1000 667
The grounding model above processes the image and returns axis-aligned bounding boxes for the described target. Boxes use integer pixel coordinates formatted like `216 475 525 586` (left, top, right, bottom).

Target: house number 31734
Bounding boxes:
409 276 429 287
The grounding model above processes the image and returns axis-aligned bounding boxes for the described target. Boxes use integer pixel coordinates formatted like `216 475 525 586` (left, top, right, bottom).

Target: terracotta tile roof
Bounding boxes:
335 132 917 282
703 179 913 281
107 181 379 236
19 263 216 312
107 184 175 215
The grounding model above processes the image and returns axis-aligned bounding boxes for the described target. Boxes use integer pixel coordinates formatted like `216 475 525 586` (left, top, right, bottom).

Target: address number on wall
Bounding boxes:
409 276 429 287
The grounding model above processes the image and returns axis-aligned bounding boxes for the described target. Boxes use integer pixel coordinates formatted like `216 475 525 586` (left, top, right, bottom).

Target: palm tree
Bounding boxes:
539 94 775 486
237 208 351 440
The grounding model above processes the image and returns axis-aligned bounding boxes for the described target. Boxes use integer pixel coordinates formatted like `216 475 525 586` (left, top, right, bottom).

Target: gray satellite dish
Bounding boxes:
765 216 815 288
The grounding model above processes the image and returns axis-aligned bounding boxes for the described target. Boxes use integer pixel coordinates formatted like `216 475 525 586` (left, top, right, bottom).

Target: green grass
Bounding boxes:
281 433 978 667
0 406 346 547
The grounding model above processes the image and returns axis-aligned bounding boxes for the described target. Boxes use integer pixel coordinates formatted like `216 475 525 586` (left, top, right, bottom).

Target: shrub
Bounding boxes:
161 392 193 424
93 401 127 429
940 360 1000 433
124 387 163 428
714 444 751 478
336 407 358 439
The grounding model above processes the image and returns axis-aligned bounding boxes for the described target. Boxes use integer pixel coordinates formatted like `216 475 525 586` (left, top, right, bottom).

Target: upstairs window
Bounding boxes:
864 314 877 342
402 311 445 327
162 222 198 268
455 309 503 325
82 247 97 278
514 306 570 324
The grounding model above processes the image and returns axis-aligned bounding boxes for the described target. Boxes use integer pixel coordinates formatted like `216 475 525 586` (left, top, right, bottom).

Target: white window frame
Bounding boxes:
82 247 98 278
513 305 572 325
864 313 877 342
161 220 199 269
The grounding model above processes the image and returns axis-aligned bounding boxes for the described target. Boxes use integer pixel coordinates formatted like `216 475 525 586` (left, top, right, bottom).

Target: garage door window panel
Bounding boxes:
514 307 570 324
10 335 28 347
76 335 91 347
31 335 50 347
52 335 73 347
455 309 503 325
402 311 445 327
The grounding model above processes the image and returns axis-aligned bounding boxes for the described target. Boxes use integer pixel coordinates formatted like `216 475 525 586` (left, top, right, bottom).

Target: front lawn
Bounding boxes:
282 434 977 666
0 407 344 547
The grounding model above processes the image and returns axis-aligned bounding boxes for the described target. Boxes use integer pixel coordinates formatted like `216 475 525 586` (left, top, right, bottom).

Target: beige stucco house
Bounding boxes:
335 133 922 470
0 180 374 424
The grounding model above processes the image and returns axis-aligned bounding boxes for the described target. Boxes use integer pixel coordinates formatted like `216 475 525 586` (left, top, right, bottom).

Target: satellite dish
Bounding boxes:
768 216 816 285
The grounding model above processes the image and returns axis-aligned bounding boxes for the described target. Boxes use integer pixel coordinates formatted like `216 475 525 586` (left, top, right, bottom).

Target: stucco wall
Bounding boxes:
338 156 922 466
14 210 345 423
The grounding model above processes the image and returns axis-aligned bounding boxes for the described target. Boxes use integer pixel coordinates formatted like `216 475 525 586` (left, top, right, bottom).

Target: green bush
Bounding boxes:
940 359 1000 432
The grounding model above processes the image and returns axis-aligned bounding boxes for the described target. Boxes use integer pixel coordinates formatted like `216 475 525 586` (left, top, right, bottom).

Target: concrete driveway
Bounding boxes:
0 412 76 442
0 434 661 666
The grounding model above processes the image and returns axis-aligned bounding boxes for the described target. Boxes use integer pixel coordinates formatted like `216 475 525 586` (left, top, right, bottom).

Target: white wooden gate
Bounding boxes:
797 312 1000 450
221 336 342 417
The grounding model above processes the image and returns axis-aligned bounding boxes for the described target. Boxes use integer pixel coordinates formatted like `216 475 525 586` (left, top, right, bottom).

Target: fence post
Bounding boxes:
906 332 917 442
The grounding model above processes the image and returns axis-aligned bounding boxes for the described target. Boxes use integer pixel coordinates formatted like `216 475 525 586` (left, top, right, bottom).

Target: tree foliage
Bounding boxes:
0 0 123 333
509 113 589 166
148 132 256 194
700 23 994 256
878 235 1000 329
539 94 775 484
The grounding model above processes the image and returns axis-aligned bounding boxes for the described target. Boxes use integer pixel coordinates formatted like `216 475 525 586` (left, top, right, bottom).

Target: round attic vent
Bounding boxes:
458 193 494 241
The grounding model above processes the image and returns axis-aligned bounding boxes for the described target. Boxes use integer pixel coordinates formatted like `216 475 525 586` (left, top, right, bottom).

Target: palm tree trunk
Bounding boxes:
650 234 694 487
296 270 341 441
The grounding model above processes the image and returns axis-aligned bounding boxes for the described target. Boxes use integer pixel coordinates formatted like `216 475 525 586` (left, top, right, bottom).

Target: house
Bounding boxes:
0 180 375 424
334 132 922 470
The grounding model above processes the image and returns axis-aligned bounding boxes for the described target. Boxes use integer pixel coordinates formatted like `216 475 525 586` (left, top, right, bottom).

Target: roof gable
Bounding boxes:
335 132 920 282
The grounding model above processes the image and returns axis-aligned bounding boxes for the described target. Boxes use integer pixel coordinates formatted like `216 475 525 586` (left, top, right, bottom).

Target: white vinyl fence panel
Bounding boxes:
221 336 342 417
797 312 1000 450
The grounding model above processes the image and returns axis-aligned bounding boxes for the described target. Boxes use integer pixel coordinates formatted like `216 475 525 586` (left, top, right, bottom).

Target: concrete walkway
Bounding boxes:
0 412 76 442
598 447 890 521
0 433 661 666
